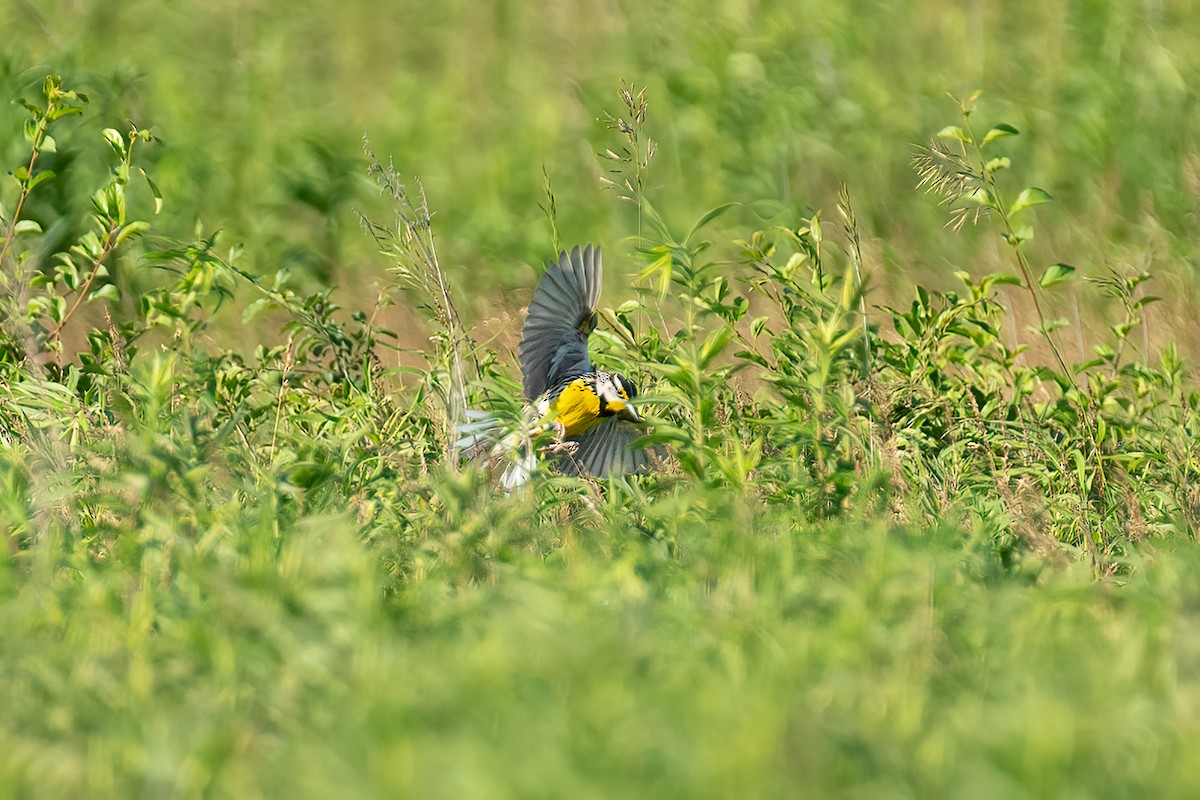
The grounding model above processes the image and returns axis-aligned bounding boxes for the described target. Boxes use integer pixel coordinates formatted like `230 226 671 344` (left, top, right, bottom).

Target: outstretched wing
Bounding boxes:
518 245 603 401
558 417 657 478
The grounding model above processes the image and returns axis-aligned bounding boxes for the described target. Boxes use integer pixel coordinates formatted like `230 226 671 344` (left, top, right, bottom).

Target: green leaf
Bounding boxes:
114 220 150 247
89 284 121 303
77 230 102 259
13 219 42 235
92 183 126 224
1032 317 1069 336
698 326 733 369
615 300 639 315
243 297 272 322
637 250 673 297
102 128 126 157
47 105 84 121
936 125 970 143
58 259 80 290
1133 295 1161 309
49 294 67 323
91 187 112 218
138 168 164 214
966 187 998 209
1112 320 1139 339
750 316 770 337
1002 226 1034 246
1009 186 1052 216
1038 263 1076 288
984 157 1010 174
26 169 56 192
685 202 738 244
982 123 1019 146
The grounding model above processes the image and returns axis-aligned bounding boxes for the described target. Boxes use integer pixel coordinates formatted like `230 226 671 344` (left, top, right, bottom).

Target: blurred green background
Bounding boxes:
4 0 1199 327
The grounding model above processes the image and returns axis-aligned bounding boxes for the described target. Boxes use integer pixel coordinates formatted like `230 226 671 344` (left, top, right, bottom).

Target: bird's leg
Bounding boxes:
542 419 578 457
545 439 579 457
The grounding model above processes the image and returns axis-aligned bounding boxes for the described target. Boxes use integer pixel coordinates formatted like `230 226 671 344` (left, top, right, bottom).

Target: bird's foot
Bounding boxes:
545 439 579 457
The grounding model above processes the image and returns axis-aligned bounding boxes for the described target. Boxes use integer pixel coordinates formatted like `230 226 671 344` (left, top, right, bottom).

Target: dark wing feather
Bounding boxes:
559 418 656 478
518 245 602 401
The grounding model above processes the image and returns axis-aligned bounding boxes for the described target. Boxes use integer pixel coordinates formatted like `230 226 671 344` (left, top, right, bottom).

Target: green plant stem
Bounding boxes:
49 224 118 343
0 107 51 273
962 114 1108 569
962 119 1072 382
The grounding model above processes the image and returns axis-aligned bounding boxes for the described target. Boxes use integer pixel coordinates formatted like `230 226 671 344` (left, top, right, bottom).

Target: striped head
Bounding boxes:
596 371 640 423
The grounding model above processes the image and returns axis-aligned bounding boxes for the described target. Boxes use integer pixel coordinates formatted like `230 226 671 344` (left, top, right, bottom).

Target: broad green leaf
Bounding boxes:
89 284 121 303
13 219 42 235
91 187 112 218
26 169 56 192
78 230 102 258
1009 186 1052 216
114 220 150 247
982 123 1019 145
102 128 126 157
1038 263 1075 288
47 105 84 121
937 125 970 143
615 300 639 315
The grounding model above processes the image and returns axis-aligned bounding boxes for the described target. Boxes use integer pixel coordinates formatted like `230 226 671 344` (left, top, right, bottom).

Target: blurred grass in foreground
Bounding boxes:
3 490 1200 799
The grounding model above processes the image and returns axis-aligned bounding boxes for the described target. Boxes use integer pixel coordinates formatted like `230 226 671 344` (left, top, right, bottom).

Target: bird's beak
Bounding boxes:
615 402 640 423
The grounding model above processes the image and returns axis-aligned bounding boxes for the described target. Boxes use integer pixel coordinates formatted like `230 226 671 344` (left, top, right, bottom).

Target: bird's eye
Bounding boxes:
617 374 638 398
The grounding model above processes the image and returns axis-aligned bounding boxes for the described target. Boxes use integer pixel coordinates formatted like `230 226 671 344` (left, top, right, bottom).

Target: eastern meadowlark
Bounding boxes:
459 244 654 485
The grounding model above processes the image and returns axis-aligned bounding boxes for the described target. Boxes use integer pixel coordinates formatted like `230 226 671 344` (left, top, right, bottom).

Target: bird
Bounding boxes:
458 244 656 485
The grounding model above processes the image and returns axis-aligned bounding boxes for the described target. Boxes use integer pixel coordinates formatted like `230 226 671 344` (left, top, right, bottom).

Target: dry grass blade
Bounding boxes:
912 141 989 230
359 138 472 462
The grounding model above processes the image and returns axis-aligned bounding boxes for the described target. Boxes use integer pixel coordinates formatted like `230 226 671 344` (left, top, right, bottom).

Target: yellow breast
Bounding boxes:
549 379 604 437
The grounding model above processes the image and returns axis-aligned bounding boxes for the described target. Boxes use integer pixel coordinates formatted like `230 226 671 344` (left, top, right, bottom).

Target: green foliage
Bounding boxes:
3 68 1200 798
